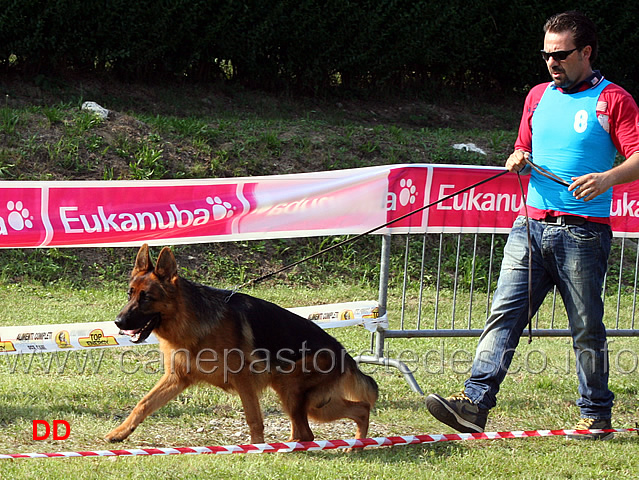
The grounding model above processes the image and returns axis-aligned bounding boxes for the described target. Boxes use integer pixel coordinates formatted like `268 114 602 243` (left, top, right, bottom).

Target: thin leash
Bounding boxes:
517 172 534 343
520 158 572 342
225 169 509 301
525 159 570 187
227 160 572 345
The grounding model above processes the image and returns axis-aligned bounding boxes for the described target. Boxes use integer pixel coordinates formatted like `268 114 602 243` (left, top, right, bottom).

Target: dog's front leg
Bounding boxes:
236 384 265 444
105 373 188 442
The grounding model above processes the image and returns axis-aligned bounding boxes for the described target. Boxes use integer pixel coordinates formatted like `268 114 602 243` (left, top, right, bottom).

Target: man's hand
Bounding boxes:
506 150 530 173
569 173 612 202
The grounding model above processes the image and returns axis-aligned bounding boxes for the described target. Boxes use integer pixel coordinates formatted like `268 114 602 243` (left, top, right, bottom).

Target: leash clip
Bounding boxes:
225 286 240 303
225 279 254 302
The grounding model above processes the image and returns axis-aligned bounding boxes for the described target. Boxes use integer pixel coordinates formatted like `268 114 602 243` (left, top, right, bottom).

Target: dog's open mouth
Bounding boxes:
119 315 160 343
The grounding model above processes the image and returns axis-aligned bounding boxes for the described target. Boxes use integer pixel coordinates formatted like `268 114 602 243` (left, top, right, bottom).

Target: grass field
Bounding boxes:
1 281 638 479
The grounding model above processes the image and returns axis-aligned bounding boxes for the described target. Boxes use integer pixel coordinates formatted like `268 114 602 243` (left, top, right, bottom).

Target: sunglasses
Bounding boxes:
540 47 578 62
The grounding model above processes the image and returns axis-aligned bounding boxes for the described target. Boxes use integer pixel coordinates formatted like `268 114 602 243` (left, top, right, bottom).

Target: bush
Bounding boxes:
1 0 637 95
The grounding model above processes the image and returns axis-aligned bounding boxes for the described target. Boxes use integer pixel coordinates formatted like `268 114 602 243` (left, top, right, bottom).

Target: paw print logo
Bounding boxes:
398 179 418 207
206 196 235 221
6 201 33 231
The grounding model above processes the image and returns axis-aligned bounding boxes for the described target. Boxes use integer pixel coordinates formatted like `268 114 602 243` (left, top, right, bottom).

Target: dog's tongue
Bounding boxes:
119 329 140 337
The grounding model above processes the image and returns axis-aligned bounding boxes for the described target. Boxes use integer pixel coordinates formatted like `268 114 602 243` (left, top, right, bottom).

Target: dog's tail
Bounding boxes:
343 358 378 407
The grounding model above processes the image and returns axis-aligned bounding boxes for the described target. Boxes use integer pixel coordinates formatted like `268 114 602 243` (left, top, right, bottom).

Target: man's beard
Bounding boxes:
551 67 575 89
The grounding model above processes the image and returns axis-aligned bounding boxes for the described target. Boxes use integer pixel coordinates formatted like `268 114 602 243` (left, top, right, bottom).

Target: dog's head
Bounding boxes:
115 244 178 343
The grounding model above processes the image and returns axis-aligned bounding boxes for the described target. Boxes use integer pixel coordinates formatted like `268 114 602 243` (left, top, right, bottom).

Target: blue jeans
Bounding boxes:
464 216 614 418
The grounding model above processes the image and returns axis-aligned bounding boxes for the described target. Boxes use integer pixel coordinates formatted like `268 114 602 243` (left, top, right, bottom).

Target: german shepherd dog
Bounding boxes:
105 244 378 444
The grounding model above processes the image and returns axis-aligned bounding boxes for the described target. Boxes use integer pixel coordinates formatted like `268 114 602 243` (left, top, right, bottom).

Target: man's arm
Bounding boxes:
570 151 639 201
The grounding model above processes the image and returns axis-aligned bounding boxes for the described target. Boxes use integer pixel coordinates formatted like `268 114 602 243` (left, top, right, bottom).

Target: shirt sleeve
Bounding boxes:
514 83 550 152
599 84 639 159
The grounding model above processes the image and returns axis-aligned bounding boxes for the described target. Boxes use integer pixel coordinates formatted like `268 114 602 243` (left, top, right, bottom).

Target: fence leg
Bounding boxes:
354 234 424 395
355 351 424 396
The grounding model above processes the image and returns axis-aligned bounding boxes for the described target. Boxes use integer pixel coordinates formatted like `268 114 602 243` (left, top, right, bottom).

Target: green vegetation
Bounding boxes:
0 82 517 183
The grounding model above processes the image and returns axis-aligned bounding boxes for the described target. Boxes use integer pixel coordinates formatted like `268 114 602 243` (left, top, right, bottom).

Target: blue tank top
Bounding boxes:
527 79 617 217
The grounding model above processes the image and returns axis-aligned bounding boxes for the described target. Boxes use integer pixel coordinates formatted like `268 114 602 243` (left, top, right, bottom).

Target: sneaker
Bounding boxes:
425 392 488 433
567 417 614 441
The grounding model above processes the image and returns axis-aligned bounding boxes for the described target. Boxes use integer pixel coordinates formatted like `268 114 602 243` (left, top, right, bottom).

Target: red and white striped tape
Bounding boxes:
1 428 636 459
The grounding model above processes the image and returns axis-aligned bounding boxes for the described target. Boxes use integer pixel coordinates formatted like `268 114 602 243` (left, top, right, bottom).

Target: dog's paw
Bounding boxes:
105 427 131 443
104 433 124 443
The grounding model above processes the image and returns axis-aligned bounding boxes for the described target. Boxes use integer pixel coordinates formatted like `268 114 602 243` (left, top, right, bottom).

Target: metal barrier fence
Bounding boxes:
356 233 639 394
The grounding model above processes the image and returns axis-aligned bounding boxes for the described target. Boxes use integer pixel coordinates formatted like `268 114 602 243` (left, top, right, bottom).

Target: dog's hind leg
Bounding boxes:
105 373 189 442
307 395 371 439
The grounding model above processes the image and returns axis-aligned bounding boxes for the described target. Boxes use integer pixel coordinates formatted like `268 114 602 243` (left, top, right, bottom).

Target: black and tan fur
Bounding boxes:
105 244 378 444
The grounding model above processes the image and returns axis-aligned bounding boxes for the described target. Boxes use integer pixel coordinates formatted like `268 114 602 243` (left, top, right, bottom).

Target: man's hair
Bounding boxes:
543 11 598 65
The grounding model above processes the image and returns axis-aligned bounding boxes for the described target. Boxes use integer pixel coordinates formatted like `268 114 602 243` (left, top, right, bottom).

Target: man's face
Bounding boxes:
543 30 592 90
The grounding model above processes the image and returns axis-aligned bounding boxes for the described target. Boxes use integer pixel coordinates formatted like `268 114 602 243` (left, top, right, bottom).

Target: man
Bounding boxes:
426 11 639 440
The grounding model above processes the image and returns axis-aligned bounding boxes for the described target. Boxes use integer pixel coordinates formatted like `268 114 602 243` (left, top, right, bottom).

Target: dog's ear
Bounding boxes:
133 244 154 275
154 246 178 282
